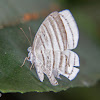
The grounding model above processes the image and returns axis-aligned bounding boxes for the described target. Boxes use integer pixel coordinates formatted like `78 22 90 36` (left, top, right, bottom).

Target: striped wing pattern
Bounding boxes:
32 10 79 86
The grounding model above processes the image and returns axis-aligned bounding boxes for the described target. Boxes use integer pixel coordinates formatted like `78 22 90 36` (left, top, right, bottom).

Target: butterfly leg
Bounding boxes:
20 57 29 67
30 63 34 70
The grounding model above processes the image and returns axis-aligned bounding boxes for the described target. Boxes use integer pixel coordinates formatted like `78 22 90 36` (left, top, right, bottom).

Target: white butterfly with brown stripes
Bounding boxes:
22 9 80 86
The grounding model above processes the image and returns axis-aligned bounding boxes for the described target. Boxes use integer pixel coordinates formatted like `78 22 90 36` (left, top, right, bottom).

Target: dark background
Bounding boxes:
0 80 100 100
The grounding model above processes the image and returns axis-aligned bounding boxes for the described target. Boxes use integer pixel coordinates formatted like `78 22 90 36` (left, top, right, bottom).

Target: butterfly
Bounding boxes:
21 9 80 86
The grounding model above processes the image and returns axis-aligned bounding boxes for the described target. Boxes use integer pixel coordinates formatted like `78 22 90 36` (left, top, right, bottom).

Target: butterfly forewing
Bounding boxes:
59 10 79 49
31 9 79 86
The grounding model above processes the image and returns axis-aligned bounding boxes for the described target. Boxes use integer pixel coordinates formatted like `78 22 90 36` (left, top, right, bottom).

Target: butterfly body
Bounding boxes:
26 10 79 86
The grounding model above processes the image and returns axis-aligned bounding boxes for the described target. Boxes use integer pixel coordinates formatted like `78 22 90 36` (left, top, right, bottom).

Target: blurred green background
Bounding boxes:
0 0 100 100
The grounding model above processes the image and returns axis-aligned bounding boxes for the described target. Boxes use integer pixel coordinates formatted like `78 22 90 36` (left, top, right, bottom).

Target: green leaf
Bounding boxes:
0 20 100 93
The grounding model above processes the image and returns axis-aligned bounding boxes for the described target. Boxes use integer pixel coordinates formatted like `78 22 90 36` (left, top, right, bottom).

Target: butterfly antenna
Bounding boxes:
20 28 31 45
28 27 32 45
